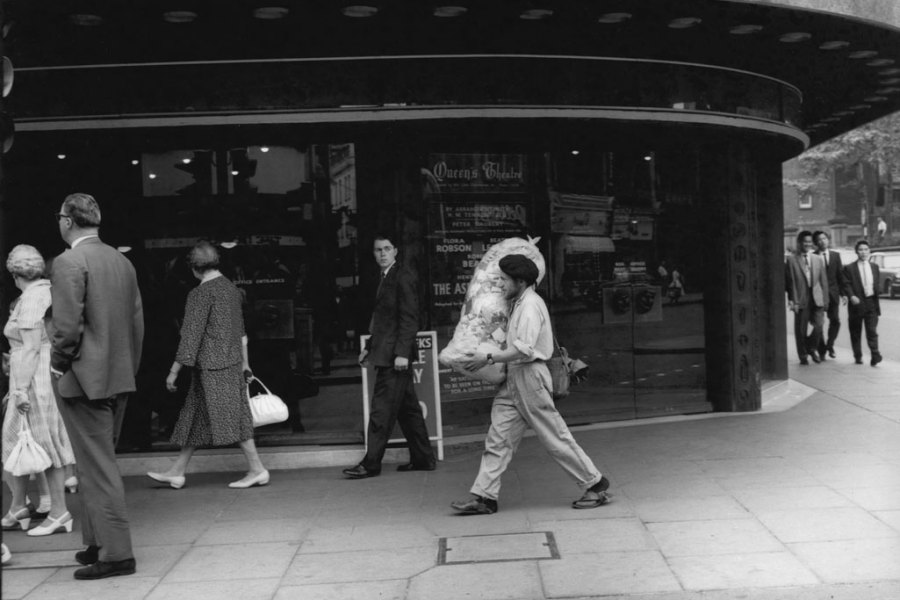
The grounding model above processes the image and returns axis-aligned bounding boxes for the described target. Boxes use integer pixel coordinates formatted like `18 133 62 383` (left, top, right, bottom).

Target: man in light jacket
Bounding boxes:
785 230 829 365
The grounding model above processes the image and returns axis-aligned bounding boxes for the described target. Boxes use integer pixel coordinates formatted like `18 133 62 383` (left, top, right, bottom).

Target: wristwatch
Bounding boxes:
486 353 494 365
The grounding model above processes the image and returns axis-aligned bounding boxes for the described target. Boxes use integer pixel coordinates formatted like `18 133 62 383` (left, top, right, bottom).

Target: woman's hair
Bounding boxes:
62 193 102 228
188 241 220 272
6 244 46 280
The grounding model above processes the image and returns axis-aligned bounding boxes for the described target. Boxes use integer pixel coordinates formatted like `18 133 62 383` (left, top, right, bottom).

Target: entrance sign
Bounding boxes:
360 331 444 460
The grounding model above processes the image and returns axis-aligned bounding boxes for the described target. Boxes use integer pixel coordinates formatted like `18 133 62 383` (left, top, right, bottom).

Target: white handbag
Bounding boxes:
246 376 289 428
4 418 52 476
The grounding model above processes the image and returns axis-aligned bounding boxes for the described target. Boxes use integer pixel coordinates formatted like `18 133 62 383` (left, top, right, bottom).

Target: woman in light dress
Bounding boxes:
1 245 76 536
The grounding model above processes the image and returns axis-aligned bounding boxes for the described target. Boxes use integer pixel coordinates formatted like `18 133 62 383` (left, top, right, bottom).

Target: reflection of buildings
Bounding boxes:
2 2 900 451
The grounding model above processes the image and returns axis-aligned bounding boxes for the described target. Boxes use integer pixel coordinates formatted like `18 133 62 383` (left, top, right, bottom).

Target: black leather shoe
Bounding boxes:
827 347 836 359
73 558 136 580
75 545 100 566
871 353 883 366
799 358 809 365
855 357 864 364
809 352 821 364
397 461 436 472
342 464 380 479
450 495 498 515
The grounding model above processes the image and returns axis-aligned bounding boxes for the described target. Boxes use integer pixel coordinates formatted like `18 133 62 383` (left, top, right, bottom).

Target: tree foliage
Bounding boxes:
785 110 900 191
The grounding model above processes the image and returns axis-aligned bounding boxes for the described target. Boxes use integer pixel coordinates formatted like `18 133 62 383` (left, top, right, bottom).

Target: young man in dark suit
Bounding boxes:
813 230 845 360
785 230 829 365
50 193 144 579
342 234 435 478
842 240 882 366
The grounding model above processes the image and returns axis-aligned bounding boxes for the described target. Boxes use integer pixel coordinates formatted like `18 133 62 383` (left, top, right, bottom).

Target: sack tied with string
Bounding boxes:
438 236 546 383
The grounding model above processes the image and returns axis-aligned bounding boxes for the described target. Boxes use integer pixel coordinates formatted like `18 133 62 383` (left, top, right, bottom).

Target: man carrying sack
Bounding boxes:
450 254 610 515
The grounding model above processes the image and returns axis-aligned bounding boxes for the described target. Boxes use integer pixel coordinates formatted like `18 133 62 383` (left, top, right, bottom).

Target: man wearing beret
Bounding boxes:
451 254 610 514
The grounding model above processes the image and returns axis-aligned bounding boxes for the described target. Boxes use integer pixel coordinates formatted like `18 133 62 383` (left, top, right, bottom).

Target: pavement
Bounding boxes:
2 342 899 600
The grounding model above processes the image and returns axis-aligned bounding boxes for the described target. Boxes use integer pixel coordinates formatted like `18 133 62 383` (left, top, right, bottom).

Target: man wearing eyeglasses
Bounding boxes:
342 233 435 479
49 193 144 580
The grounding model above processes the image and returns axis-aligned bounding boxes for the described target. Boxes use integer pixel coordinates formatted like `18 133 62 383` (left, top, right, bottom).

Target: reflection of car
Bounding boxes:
869 252 900 298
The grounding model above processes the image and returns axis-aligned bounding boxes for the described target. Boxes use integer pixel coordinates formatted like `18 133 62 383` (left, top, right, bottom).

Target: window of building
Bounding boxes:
798 192 813 209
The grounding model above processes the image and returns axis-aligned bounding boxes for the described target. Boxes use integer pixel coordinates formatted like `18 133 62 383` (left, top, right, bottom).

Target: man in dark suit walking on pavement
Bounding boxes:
813 230 845 360
842 240 883 366
50 193 144 580
785 230 829 365
342 234 435 478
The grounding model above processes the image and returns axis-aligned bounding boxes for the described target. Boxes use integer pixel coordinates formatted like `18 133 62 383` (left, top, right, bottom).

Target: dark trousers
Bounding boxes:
818 294 841 354
793 297 825 360
56 390 134 562
848 297 879 359
362 366 434 471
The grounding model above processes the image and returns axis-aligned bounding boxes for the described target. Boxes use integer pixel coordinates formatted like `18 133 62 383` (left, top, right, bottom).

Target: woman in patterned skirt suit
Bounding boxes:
147 241 268 489
1 245 76 535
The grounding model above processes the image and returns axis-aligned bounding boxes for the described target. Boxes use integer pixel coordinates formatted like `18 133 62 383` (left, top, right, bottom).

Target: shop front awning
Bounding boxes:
2 0 899 148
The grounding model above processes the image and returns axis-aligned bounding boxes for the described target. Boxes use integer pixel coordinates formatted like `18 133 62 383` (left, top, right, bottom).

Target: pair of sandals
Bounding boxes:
571 475 611 509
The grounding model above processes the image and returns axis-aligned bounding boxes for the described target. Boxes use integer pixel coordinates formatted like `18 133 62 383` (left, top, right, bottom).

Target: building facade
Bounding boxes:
1 0 899 451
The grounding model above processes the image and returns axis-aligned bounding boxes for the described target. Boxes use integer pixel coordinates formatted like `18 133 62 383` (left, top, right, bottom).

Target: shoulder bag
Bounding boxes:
547 337 571 401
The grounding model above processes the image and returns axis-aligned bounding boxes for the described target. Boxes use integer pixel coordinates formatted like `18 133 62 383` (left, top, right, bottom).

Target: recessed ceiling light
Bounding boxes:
848 50 878 59
163 10 198 23
520 8 553 20
866 58 895 67
668 17 702 29
131 159 139 165
253 6 289 19
182 158 192 164
597 12 631 24
433 6 467 17
70 13 103 26
818 40 849 50
260 146 270 152
863 96 888 102
57 154 66 160
729 24 762 35
778 32 811 43
571 150 580 155
342 5 378 17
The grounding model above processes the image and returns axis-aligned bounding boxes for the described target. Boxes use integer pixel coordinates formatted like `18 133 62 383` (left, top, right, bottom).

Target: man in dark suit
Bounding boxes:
342 234 435 478
842 240 882 366
50 193 144 580
785 230 829 365
813 230 845 360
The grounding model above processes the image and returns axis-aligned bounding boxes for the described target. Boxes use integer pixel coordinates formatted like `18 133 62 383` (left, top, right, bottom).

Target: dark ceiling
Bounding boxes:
2 0 899 145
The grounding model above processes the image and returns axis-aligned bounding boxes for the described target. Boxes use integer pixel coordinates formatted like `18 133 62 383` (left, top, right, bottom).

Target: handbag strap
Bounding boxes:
247 376 273 396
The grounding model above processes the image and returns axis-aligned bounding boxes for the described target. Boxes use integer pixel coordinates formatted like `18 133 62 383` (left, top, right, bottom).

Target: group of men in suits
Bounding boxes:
785 230 882 367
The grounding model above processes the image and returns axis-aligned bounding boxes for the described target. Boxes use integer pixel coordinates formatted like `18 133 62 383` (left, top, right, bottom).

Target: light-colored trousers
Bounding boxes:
470 361 602 501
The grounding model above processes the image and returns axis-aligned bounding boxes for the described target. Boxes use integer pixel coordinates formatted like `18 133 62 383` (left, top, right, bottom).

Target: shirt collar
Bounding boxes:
70 234 99 248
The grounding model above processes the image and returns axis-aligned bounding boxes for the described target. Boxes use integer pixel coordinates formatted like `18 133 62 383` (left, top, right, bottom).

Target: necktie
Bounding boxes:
823 252 829 267
862 263 868 293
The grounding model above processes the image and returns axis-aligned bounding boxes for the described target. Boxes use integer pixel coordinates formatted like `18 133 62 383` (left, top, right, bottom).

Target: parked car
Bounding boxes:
869 252 900 298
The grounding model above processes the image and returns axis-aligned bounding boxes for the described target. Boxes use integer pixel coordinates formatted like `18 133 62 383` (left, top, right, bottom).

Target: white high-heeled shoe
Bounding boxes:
228 470 270 489
65 476 79 494
147 472 186 489
1 507 31 531
26 512 73 537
